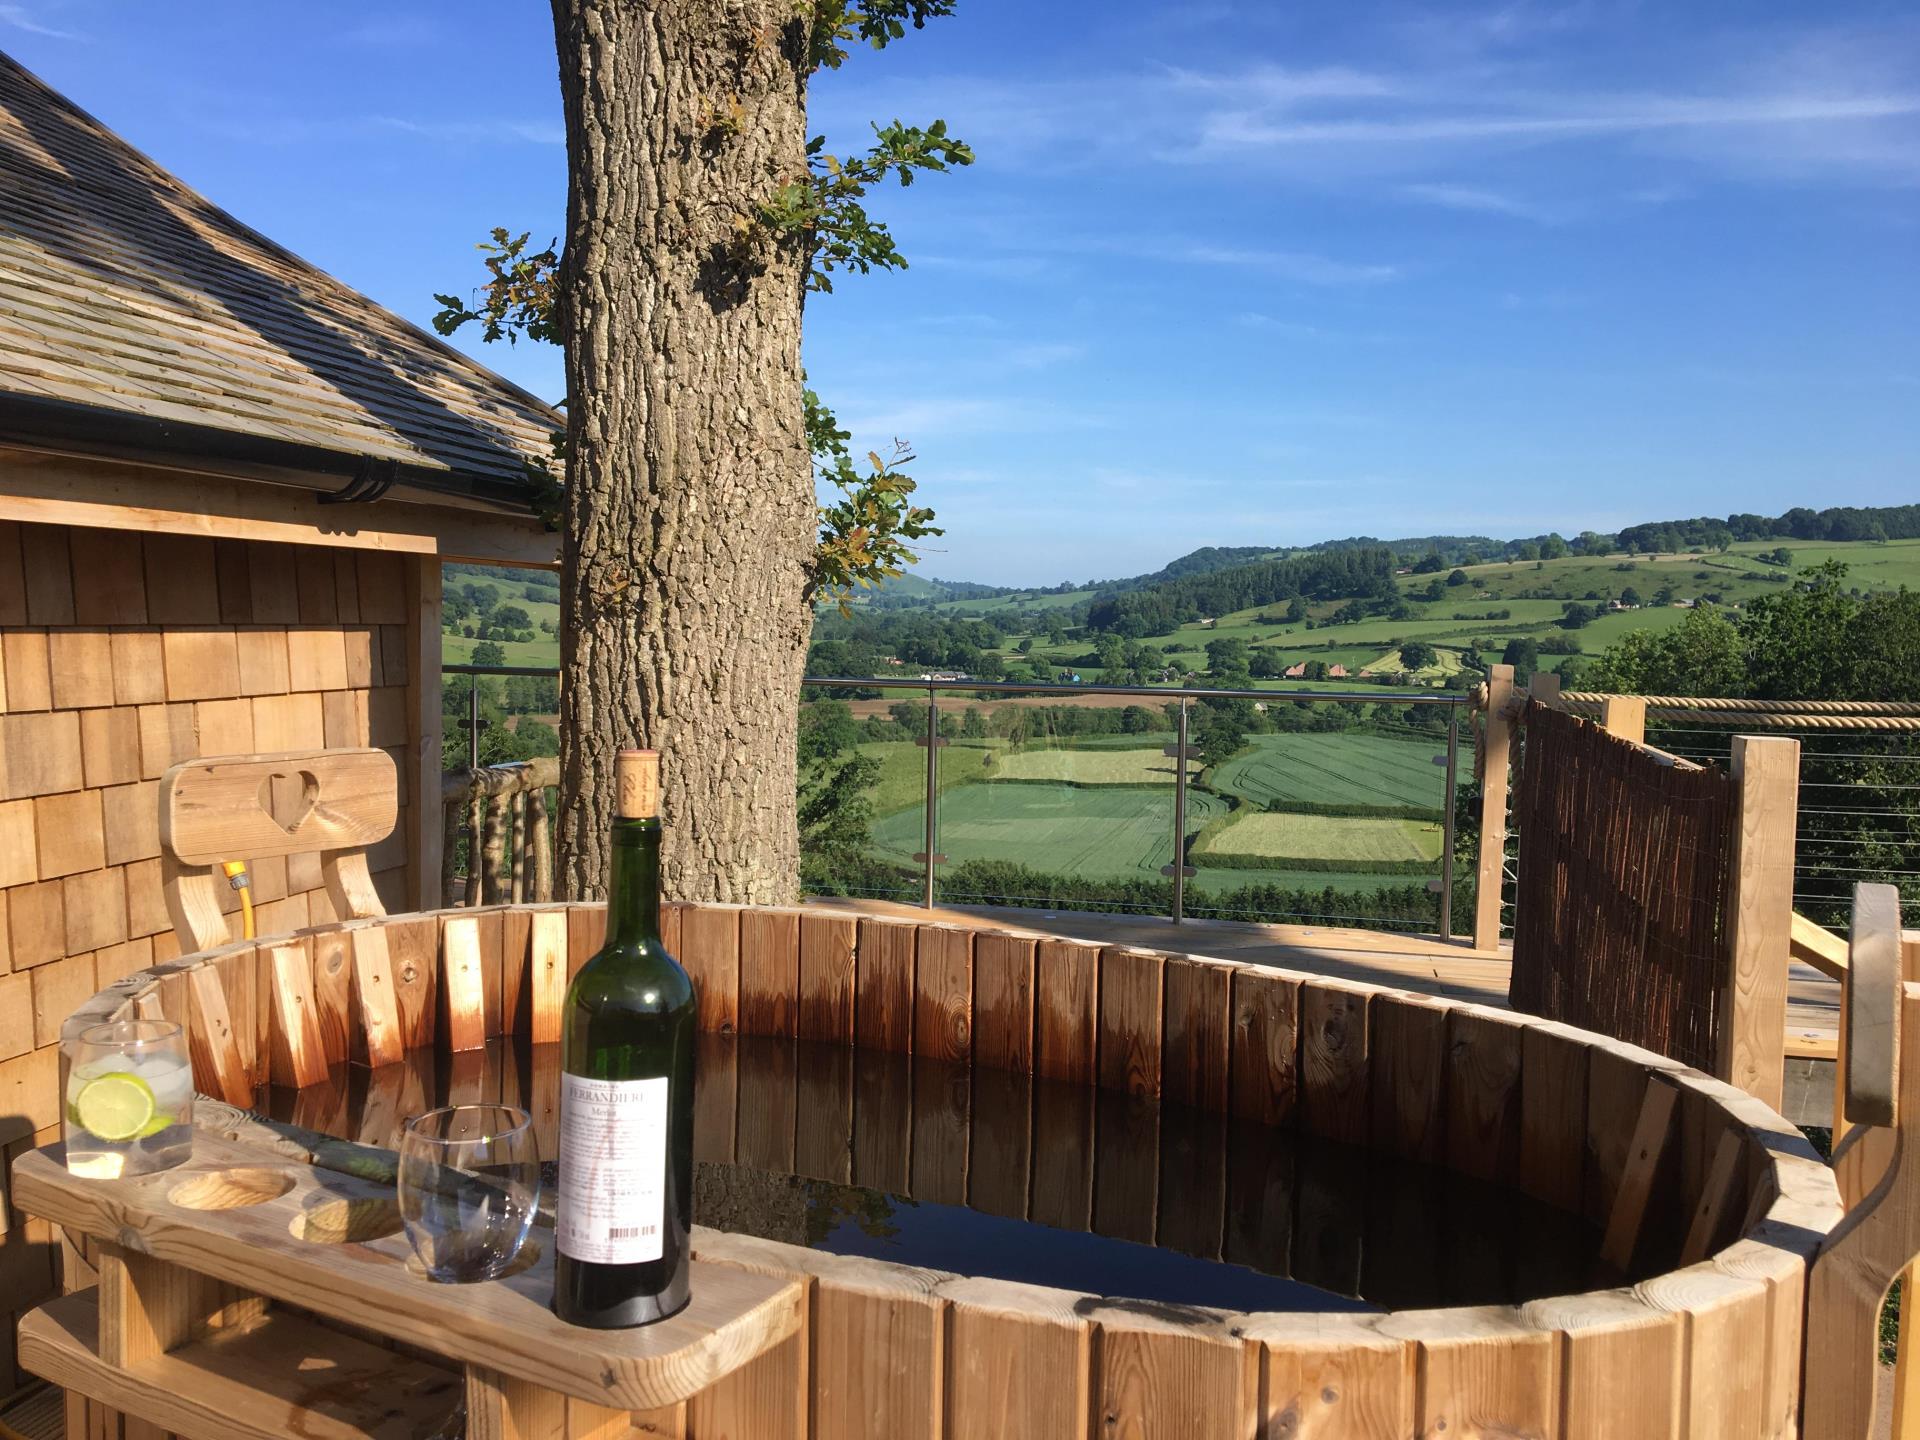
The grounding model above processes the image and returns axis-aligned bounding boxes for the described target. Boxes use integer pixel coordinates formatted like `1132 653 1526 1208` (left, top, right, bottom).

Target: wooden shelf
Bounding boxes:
18 1289 462 1440
14 1135 805 1410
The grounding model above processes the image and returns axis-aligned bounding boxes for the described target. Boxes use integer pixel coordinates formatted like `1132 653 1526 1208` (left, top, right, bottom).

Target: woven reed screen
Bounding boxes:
1508 702 1734 1071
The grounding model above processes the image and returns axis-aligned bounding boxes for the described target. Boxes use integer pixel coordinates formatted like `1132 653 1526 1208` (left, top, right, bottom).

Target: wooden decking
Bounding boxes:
819 896 1841 1072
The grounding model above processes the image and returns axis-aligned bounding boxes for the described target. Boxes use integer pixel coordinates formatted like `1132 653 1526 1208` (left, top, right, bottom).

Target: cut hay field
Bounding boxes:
869 782 1227 880
987 746 1195 785
1192 811 1444 865
1206 733 1451 813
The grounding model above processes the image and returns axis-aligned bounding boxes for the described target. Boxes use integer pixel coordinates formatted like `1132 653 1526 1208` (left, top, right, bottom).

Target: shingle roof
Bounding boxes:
0 51 561 501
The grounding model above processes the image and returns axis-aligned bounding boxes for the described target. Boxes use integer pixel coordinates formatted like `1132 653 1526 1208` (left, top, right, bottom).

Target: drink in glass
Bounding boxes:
65 1019 195 1179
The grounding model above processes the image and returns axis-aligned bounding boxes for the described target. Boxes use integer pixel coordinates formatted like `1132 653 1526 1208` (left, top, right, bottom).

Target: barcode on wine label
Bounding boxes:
608 1225 658 1240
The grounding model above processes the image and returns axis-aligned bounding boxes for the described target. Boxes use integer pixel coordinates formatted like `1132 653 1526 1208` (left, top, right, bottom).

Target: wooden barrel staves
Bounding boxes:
29 901 1842 1440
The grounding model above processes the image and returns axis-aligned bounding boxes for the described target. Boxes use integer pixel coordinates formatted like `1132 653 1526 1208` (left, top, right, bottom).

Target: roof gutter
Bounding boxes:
0 391 545 517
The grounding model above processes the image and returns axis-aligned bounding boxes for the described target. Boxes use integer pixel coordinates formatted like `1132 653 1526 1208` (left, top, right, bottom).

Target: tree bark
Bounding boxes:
551 0 815 904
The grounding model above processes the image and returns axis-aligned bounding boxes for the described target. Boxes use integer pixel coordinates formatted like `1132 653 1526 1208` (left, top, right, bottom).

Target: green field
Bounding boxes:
987 746 1194 785
445 634 562 667
1193 811 1443 864
870 782 1226 879
860 739 1006 818
1205 734 1450 813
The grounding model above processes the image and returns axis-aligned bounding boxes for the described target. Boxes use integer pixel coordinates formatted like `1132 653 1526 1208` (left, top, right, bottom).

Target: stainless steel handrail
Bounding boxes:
445 666 1470 933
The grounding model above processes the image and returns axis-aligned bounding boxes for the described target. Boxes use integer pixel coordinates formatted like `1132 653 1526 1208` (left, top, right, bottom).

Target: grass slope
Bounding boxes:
1193 811 1443 864
870 782 1226 880
1206 734 1450 812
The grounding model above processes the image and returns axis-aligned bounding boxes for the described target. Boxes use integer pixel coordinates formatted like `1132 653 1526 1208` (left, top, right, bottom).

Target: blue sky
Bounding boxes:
4 1 1915 584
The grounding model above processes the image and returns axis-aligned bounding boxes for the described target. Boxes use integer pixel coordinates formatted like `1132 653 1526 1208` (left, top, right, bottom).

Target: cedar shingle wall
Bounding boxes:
0 517 418 1390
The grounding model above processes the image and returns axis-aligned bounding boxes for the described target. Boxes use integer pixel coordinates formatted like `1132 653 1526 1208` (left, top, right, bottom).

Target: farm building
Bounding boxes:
1327 663 1349 678
0 50 557 1391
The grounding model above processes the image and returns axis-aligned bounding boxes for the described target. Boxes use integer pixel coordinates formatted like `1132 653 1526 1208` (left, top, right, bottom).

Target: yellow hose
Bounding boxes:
219 859 255 940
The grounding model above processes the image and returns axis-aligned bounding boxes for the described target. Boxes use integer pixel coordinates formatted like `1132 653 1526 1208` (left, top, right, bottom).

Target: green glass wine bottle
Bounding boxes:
553 750 696 1326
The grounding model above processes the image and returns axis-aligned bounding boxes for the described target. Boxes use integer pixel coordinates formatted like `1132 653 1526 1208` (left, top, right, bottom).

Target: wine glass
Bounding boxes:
397 1105 538 1283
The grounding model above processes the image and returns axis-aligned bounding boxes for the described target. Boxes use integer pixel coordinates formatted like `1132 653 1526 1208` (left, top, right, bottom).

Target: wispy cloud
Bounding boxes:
0 3 83 39
1401 181 1556 222
1003 342 1085 370
1177 243 1399 284
371 115 563 145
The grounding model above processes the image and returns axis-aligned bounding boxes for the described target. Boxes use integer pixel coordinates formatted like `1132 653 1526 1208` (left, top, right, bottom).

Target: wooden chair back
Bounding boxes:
159 748 398 953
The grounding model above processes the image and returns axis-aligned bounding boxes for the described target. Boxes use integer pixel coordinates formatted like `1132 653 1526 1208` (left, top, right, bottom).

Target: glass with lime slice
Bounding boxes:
65 1020 194 1178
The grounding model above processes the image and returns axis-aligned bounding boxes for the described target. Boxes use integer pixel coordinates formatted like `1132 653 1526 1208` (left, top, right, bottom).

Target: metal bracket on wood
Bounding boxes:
915 736 951 748
913 853 948 865
1161 864 1197 879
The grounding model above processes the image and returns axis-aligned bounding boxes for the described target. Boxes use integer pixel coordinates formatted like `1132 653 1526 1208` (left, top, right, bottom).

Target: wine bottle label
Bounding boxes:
556 1073 669 1265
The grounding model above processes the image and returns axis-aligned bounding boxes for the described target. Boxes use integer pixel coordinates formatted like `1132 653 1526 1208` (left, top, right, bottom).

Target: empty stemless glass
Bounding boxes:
66 1020 194 1179
398 1105 539 1283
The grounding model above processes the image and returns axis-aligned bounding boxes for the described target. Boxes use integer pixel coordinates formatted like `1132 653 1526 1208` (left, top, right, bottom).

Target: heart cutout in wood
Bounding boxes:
257 770 322 836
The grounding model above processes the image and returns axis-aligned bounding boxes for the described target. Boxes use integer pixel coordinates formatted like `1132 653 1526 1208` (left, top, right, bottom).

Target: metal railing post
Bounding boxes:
1169 698 1190 923
922 683 939 909
1440 709 1459 939
467 676 480 770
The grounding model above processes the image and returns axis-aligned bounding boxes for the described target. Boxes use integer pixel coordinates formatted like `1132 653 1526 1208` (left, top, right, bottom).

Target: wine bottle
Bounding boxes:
553 750 696 1326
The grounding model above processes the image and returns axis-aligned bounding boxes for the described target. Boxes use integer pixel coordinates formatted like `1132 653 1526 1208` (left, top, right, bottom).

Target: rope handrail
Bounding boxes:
1559 693 1920 716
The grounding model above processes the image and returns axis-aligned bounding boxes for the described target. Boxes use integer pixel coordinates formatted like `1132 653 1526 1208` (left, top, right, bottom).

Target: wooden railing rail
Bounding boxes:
438 756 558 907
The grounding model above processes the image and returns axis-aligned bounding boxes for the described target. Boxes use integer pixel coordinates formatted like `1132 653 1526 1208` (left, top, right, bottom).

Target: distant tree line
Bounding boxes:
1085 548 1397 636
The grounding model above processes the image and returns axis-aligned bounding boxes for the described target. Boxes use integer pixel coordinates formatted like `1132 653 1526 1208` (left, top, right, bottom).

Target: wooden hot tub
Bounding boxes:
27 901 1843 1439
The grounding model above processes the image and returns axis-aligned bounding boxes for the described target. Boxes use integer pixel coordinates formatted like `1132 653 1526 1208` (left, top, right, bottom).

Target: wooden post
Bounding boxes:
1600 695 1647 746
1473 663 1516 952
405 555 443 911
529 785 553 903
1527 671 1561 707
1717 735 1799 1109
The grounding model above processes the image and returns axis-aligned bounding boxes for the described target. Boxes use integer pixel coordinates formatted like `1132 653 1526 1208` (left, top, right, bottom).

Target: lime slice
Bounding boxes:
136 1111 175 1139
74 1072 155 1143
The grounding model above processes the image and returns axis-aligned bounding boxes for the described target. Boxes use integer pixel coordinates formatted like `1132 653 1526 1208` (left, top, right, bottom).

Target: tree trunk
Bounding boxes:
551 0 815 904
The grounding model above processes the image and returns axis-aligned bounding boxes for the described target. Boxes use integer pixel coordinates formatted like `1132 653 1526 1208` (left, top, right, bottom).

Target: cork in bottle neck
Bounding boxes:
614 750 660 819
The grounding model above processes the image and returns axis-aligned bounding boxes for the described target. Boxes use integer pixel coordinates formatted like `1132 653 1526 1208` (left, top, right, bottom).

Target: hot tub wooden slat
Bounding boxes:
972 931 1036 1071
1246 1313 1412 1440
683 905 742 1035
1097 946 1164 1100
1379 1306 1556 1440
1445 1008 1524 1187
1521 1289 1682 1440
939 1277 1093 1440
1228 968 1299 1128
14 1139 806 1412
1088 1301 1258 1440
20 1289 461 1440
1164 955 1232 1113
1369 992 1449 1166
739 908 800 1038
567 905 606 982
1034 939 1099 1085
913 924 973 1063
797 911 857 1043
265 940 326 1089
1300 982 1370 1144
308 927 353 1065
384 914 439 1051
438 915 487 1053
1519 1023 1589 1214
1638 1264 1770 1440
685 1324 807 1440
855 919 913 1053
526 907 569 1045
810 1263 945 1440
346 926 403 1068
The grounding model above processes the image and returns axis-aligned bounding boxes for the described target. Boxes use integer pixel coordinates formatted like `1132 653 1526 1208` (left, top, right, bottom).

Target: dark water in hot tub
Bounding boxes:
264 1033 1605 1314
